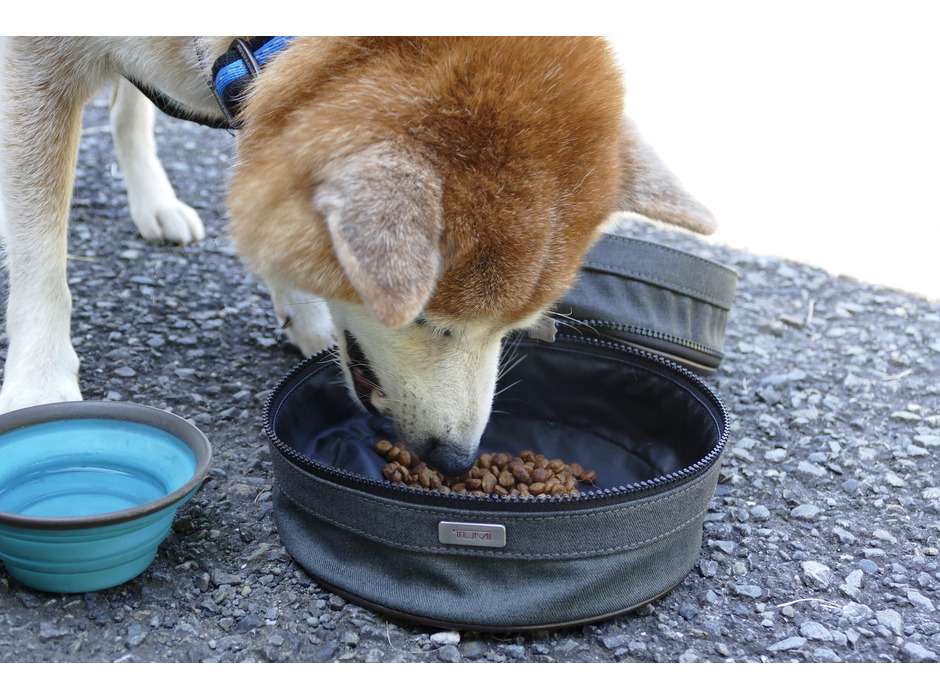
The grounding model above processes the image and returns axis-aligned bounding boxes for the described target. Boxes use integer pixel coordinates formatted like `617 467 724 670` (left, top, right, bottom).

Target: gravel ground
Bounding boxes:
1 95 938 664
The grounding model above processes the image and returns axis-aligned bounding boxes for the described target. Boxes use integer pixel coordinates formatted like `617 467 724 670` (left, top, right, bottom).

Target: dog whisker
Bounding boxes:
494 378 523 398
273 298 330 309
497 352 528 384
257 297 331 317
549 310 597 337
496 333 527 384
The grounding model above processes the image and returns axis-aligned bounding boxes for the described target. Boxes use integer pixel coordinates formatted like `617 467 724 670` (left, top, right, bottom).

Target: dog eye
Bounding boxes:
414 316 452 338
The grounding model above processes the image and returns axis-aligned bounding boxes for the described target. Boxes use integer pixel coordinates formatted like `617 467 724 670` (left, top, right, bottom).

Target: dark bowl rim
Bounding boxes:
265 339 730 510
0 401 212 530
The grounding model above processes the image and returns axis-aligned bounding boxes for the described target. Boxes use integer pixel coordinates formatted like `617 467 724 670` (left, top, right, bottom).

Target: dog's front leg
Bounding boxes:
110 78 205 245
0 47 91 412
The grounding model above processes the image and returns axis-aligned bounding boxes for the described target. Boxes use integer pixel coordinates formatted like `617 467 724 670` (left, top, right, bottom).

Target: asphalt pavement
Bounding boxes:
0 95 938 663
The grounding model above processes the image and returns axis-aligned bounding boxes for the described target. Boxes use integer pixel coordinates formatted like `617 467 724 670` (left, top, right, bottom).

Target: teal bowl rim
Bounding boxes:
0 401 212 531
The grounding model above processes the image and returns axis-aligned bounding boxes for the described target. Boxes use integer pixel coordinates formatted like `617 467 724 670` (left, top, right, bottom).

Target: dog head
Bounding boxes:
228 37 716 476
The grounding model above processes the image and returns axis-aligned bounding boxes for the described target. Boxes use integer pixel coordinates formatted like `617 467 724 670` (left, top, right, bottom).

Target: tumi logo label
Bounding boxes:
438 521 506 548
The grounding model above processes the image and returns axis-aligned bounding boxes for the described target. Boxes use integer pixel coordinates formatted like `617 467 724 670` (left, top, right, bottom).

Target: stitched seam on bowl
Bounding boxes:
581 262 734 309
284 488 711 560
277 455 717 558
590 237 738 279
279 448 712 524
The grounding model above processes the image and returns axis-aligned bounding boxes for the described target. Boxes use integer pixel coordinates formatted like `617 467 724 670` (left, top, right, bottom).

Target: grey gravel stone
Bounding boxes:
859 560 880 575
873 528 897 544
801 561 832 590
235 615 264 634
812 648 843 662
311 640 339 662
460 640 488 660
844 569 864 588
211 570 242 587
39 621 68 642
733 584 763 599
126 623 148 647
750 505 771 521
796 462 827 479
902 642 939 662
840 602 875 624
875 609 904 636
711 540 736 554
907 590 935 612
601 633 631 650
437 645 462 663
699 560 719 577
767 636 806 652
790 504 821 520
430 630 461 647
800 621 833 641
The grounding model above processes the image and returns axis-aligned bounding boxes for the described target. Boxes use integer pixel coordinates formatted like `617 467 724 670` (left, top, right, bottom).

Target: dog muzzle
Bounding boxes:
342 331 387 417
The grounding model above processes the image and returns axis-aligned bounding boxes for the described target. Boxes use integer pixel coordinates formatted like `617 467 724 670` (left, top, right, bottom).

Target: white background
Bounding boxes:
608 1 940 300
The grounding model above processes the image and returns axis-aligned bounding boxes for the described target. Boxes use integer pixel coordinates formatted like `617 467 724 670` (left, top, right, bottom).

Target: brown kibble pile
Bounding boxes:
375 440 597 499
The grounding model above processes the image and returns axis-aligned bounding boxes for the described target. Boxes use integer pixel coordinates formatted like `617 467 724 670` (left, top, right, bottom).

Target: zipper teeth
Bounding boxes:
263 339 730 507
582 319 722 359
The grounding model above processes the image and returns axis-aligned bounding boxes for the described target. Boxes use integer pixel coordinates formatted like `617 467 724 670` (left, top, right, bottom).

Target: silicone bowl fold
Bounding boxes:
0 402 211 593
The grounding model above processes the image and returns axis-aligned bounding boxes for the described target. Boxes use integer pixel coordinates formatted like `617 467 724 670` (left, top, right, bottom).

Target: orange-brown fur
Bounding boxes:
229 37 628 328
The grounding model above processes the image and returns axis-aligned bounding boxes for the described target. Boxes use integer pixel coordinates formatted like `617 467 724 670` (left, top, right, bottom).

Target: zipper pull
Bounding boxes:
527 315 557 343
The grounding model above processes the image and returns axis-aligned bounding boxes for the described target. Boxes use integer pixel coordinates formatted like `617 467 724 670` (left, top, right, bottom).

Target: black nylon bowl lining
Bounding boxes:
269 339 724 501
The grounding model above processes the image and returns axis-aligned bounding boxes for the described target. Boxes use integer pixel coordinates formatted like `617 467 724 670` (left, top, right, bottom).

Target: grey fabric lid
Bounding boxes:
556 230 738 373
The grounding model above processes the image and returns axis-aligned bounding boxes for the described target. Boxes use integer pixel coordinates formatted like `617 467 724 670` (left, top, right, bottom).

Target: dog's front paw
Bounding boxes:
130 196 206 246
270 287 335 356
0 375 83 415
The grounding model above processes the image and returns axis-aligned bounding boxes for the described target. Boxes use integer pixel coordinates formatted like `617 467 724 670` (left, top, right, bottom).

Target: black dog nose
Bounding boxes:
419 438 476 478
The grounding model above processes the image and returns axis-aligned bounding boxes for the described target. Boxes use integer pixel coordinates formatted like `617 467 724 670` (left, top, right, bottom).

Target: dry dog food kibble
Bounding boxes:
375 440 596 499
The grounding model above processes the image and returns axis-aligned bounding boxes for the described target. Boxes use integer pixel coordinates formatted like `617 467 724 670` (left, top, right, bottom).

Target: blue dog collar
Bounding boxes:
212 36 296 128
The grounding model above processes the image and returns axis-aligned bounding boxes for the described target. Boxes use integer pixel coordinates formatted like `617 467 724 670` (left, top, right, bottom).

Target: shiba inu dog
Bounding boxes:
0 37 715 475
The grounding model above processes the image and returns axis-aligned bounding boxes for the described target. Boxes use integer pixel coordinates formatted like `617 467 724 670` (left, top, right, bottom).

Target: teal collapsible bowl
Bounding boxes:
0 402 211 593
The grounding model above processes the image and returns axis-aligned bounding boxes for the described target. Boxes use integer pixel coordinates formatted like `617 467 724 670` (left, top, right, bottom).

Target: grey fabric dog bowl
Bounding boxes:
266 337 730 631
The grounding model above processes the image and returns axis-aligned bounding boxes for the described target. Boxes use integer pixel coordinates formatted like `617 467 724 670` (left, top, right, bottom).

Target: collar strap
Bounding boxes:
212 36 295 128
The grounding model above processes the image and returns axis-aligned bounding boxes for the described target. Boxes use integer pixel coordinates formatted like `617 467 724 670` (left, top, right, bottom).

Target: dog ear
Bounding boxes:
313 143 444 327
618 116 718 235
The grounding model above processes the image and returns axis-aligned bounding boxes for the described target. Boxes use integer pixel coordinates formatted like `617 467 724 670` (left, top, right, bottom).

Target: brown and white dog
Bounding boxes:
0 37 715 475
